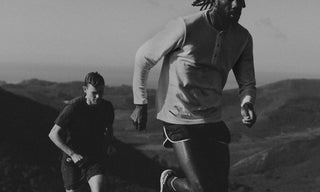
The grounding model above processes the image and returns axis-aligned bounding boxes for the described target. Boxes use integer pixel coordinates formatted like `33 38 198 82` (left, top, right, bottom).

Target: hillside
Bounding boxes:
0 87 164 192
1 78 320 191
229 130 320 192
1 79 156 111
0 87 63 192
0 87 58 156
221 79 320 141
2 78 320 142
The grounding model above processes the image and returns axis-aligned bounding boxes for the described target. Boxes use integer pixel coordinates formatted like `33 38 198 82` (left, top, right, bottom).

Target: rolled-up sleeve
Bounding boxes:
133 18 185 104
233 33 256 107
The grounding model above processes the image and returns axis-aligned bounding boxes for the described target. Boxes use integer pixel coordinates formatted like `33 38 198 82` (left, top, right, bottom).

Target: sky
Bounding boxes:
0 0 319 87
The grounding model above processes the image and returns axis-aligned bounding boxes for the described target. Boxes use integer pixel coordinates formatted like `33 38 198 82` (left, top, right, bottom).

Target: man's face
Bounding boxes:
83 84 104 105
216 0 246 23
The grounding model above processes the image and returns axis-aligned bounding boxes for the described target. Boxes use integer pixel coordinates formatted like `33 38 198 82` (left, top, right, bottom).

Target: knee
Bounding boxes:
88 176 107 192
91 182 106 192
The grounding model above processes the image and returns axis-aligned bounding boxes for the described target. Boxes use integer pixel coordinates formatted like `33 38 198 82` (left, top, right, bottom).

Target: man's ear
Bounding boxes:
83 86 87 93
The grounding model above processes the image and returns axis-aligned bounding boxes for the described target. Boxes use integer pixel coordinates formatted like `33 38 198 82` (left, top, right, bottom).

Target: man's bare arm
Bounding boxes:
48 124 83 163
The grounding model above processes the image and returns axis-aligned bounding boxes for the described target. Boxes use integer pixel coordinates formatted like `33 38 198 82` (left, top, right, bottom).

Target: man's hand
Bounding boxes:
70 153 83 164
241 102 257 128
70 153 89 168
130 104 148 131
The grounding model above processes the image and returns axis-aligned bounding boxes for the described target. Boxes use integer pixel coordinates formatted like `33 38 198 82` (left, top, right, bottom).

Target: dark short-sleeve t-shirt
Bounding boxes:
54 96 114 158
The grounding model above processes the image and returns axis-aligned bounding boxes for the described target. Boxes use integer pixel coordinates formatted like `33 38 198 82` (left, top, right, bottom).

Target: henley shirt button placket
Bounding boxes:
212 32 223 63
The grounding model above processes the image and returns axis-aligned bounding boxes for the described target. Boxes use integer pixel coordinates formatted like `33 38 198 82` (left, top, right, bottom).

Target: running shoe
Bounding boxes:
160 169 175 192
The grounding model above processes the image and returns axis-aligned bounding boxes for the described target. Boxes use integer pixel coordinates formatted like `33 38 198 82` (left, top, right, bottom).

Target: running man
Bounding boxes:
130 0 256 191
49 72 114 192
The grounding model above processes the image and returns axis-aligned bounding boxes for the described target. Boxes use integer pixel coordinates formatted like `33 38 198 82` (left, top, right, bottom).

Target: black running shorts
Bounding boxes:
61 153 107 190
162 121 231 148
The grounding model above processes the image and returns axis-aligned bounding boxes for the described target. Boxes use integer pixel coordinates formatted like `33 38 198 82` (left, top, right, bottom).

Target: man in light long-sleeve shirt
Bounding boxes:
131 0 257 191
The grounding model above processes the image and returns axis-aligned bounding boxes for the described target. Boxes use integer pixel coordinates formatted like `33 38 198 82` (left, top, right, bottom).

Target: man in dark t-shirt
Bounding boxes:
49 72 114 192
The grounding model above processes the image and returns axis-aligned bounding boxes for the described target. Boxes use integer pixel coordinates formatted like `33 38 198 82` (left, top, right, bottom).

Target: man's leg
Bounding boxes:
88 174 107 192
167 139 229 192
200 140 230 191
61 155 87 192
171 140 203 192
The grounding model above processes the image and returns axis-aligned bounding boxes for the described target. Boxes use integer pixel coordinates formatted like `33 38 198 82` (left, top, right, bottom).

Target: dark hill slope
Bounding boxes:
0 87 62 192
0 87 163 192
0 87 58 158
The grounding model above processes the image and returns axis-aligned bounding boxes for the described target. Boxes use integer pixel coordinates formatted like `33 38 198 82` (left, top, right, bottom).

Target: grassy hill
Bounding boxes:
0 87 164 192
2 78 320 191
2 78 320 147
1 78 156 111
2 78 320 143
220 79 320 141
0 87 63 192
229 130 320 192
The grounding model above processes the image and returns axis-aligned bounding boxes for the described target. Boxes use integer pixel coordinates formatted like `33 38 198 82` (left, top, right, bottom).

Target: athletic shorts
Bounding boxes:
61 153 107 190
162 121 231 148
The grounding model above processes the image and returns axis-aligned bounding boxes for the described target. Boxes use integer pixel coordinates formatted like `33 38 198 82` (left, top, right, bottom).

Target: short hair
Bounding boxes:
84 72 105 87
193 0 246 10
192 0 215 10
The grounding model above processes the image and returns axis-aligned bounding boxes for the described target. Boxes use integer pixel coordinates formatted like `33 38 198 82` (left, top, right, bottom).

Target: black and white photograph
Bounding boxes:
1 0 320 191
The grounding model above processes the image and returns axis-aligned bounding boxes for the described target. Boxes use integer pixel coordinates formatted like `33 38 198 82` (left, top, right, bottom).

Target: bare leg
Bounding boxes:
88 174 107 192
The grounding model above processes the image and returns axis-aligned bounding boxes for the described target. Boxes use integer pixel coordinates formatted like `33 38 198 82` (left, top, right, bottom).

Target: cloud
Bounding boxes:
255 18 287 42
